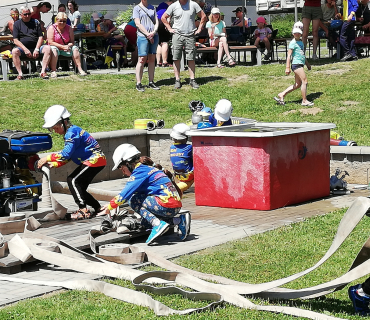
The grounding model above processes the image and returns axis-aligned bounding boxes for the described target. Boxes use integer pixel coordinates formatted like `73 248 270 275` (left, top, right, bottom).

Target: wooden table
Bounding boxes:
74 31 105 53
0 35 13 42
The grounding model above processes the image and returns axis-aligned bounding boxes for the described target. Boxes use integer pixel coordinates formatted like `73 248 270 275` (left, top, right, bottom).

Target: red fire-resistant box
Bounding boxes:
187 122 335 210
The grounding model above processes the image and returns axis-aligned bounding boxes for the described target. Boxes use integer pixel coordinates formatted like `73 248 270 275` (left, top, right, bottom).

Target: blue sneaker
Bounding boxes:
348 284 370 315
178 212 191 241
145 221 169 245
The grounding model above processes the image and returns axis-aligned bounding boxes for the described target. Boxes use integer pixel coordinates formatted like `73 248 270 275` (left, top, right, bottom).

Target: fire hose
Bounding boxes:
0 198 369 318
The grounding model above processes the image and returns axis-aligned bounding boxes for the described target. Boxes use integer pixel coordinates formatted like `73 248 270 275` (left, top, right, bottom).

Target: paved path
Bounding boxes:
0 180 367 307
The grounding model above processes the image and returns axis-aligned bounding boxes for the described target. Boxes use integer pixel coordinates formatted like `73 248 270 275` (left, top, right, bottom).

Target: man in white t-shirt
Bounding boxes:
161 0 206 89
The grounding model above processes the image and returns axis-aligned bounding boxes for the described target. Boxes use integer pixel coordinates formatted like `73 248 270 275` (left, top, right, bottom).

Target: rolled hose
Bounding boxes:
146 119 165 131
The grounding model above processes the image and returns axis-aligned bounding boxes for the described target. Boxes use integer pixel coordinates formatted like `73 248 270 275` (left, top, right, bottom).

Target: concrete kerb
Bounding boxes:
330 146 370 184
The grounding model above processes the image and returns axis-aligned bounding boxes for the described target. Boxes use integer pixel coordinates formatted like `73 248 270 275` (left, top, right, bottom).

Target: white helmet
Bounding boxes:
43 105 71 128
112 144 141 171
170 123 190 140
214 99 233 122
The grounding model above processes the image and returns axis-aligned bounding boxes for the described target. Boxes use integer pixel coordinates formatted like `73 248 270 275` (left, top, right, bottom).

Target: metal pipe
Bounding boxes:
0 183 41 193
1 156 7 171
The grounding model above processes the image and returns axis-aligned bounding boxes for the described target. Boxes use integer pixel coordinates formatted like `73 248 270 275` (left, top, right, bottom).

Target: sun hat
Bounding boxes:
232 7 246 13
292 27 303 34
104 13 114 21
256 17 266 24
211 7 220 14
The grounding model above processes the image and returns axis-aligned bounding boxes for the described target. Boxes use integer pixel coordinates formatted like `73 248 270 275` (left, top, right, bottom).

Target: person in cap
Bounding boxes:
231 7 248 27
206 7 236 68
208 99 233 127
37 105 107 220
97 13 127 67
98 144 190 245
253 16 272 60
161 0 207 89
274 26 313 107
169 123 194 192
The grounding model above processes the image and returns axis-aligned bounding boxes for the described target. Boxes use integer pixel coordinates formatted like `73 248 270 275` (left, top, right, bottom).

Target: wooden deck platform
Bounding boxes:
0 185 367 273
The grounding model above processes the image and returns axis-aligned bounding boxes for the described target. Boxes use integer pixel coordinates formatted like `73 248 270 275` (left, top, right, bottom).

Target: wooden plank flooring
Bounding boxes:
0 186 367 271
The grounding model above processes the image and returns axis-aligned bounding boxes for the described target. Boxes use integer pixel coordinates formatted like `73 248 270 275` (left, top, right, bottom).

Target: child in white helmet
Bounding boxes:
169 123 194 193
208 99 233 127
274 26 313 107
99 143 190 245
38 105 106 220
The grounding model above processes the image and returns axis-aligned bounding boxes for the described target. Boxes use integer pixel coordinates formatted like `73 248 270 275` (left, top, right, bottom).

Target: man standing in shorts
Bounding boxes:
302 0 323 60
161 0 206 89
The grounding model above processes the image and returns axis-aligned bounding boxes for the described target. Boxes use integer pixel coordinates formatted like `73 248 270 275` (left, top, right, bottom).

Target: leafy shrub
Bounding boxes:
116 5 134 25
271 13 305 38
81 11 93 25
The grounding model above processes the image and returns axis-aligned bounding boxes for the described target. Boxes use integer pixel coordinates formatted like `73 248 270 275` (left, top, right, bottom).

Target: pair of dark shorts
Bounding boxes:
14 46 38 58
158 21 172 43
292 64 304 71
302 6 323 20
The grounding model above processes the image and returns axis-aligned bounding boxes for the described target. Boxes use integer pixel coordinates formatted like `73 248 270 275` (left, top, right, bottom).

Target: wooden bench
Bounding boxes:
111 44 124 71
194 45 261 66
0 54 87 81
354 35 370 57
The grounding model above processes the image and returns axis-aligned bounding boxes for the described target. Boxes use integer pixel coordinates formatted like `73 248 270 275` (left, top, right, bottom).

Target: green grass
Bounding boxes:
1 208 370 319
0 59 369 318
0 58 369 151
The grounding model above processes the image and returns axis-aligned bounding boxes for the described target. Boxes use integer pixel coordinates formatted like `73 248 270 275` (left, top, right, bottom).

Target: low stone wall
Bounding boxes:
35 129 150 183
330 146 370 185
35 129 367 185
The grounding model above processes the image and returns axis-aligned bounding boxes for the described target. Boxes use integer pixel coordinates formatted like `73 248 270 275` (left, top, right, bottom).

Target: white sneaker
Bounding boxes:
312 54 319 60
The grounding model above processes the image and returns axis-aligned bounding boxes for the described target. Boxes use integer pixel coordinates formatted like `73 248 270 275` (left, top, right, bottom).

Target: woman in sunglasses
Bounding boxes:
45 12 87 77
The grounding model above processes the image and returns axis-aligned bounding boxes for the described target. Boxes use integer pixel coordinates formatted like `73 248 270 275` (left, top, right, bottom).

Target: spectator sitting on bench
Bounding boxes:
47 12 87 78
356 0 370 33
55 4 71 26
0 8 19 53
318 0 341 49
12 7 52 80
206 7 235 68
97 13 127 67
231 7 249 27
252 17 272 60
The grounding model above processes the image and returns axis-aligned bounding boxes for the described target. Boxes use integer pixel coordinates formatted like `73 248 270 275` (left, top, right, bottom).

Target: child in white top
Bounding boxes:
253 16 272 60
274 27 313 106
